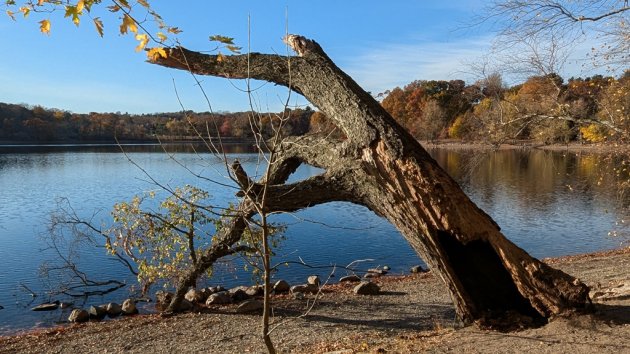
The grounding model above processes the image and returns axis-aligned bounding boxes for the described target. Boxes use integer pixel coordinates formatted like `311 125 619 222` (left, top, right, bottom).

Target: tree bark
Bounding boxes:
153 36 590 328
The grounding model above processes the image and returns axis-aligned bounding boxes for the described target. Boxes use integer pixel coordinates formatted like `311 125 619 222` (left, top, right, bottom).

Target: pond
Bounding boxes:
0 143 627 335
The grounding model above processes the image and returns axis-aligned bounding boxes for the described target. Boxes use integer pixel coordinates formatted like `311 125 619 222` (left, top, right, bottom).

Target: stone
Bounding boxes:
68 309 89 323
88 305 107 320
59 302 73 309
207 286 226 295
105 302 122 317
155 291 174 311
229 285 249 293
121 299 138 315
246 285 264 297
367 268 387 275
353 281 380 295
235 299 263 313
185 288 203 303
307 275 321 287
290 284 318 294
206 291 232 305
383 265 391 271
31 301 59 311
292 292 305 300
273 280 290 293
177 299 194 312
410 265 426 274
339 275 361 283
198 288 212 302
229 286 250 302
363 272 381 278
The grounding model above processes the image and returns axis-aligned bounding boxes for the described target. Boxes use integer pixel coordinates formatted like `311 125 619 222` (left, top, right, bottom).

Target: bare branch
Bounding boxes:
153 46 296 90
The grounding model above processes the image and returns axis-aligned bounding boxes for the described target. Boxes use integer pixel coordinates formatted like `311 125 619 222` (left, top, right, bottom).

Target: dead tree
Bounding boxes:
153 36 590 328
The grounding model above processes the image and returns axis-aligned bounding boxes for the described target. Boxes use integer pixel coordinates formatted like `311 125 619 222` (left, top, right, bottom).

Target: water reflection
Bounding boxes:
428 147 629 256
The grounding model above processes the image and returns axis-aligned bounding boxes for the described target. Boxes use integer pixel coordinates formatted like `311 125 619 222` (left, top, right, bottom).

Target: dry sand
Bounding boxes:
1 247 629 353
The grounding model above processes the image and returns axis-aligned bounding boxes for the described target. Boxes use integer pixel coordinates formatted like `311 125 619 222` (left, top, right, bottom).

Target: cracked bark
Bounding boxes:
154 36 590 328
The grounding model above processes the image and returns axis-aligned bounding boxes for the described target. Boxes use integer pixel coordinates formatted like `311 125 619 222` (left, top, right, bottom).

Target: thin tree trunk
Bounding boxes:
153 36 590 328
261 214 275 353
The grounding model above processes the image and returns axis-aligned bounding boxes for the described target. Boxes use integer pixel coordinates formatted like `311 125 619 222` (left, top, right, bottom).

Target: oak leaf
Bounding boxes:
93 17 104 37
135 33 149 52
39 19 51 34
147 47 168 61
120 14 137 34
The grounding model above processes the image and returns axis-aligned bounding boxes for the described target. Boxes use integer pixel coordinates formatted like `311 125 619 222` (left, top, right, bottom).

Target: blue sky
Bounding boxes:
0 1 599 114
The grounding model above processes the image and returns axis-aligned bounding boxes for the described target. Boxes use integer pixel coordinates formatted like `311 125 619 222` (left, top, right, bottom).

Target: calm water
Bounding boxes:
0 144 627 334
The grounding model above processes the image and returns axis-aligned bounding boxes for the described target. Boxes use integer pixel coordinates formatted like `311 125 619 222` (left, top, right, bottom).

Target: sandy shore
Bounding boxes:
1 247 629 354
419 140 630 153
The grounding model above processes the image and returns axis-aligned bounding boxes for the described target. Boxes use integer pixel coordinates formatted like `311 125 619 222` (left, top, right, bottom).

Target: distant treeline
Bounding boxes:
0 104 313 143
2 71 628 144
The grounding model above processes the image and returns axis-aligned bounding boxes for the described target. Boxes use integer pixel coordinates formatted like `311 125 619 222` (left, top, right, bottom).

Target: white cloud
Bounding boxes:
341 36 494 94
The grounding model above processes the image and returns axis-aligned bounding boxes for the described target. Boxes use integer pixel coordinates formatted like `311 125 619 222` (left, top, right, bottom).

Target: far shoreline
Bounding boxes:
0 137 257 147
420 139 630 153
1 138 627 153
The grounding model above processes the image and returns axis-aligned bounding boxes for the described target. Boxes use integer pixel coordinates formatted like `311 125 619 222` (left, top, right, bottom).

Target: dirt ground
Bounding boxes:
1 247 629 354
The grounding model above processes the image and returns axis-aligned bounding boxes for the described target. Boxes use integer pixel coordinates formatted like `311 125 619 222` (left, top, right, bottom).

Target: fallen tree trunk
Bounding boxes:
154 36 590 328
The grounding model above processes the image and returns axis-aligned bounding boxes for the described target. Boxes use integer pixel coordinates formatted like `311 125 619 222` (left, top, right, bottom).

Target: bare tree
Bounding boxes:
466 1 630 143
153 36 591 329
482 0 629 71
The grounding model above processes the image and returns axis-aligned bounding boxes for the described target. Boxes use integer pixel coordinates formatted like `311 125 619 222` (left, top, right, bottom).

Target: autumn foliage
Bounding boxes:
380 72 630 144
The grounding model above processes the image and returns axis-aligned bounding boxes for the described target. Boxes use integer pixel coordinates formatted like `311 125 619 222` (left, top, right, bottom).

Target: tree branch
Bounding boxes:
153 46 297 91
264 174 359 213
275 134 350 170
151 39 402 149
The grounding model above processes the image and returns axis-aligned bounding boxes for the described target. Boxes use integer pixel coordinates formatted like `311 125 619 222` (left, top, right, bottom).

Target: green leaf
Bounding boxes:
209 35 235 45
226 44 241 54
64 5 81 26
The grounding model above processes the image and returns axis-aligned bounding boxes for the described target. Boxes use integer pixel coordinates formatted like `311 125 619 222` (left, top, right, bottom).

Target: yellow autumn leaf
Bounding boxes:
93 17 104 37
135 33 149 52
157 32 167 42
19 6 30 18
137 0 149 8
6 10 16 21
64 5 81 26
120 14 138 34
147 47 168 61
76 0 85 13
37 0 46 6
39 19 51 35
217 53 224 63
